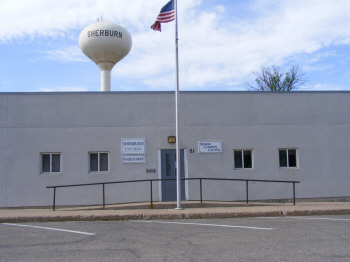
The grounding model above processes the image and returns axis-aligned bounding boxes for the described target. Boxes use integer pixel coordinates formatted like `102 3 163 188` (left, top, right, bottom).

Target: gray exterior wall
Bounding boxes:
1 91 350 207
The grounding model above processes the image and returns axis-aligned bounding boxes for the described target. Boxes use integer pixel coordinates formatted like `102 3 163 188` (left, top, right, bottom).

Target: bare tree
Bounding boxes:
245 65 308 91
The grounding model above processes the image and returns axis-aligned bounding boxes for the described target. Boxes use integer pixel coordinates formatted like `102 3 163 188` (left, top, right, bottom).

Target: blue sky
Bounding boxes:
1 0 350 92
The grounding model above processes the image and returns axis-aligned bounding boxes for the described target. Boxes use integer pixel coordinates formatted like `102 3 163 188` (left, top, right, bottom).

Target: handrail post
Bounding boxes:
102 184 105 208
293 182 296 205
150 180 153 204
200 178 203 203
246 181 249 204
53 187 56 211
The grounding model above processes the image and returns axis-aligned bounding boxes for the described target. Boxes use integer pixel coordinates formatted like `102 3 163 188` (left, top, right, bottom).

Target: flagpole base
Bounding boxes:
175 207 184 210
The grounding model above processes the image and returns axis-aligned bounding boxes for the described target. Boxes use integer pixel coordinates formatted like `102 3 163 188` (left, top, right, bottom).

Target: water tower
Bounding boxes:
79 21 132 91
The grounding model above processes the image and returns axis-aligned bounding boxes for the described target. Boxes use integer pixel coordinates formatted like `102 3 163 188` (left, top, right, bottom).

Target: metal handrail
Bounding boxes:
47 178 300 211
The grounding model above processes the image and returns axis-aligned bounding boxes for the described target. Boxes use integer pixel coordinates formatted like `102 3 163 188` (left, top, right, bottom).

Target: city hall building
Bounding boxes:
0 91 349 208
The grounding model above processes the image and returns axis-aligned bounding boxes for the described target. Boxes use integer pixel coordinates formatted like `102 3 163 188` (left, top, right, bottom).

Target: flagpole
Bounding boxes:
174 0 182 210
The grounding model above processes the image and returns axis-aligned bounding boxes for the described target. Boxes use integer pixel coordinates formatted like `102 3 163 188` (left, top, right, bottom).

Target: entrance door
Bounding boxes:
161 149 185 201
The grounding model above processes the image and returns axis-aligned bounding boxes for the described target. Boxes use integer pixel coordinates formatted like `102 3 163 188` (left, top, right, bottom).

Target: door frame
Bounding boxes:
158 149 187 202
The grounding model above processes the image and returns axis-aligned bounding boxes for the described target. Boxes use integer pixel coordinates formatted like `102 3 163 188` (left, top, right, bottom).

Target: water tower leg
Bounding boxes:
101 70 111 92
98 62 114 92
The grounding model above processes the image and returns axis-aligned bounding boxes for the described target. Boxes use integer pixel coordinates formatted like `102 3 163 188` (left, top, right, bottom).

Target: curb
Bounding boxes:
280 209 350 216
1 209 350 223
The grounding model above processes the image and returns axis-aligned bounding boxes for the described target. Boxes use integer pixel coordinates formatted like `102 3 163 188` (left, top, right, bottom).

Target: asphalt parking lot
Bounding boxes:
1 215 350 261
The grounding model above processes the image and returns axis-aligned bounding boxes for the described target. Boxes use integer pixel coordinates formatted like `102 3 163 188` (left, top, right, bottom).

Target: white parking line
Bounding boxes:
134 220 273 230
2 223 96 236
257 217 350 221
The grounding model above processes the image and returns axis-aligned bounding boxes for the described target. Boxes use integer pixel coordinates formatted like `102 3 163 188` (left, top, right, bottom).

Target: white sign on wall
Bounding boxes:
121 138 146 154
198 141 222 153
122 155 146 164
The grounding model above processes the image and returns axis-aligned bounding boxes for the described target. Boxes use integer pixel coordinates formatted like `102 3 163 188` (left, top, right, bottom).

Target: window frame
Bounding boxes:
279 148 298 168
40 153 61 174
233 149 253 170
89 152 109 173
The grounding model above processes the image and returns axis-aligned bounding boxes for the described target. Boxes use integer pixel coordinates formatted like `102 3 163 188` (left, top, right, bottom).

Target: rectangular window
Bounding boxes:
279 149 297 168
41 153 61 173
234 150 253 169
89 152 109 172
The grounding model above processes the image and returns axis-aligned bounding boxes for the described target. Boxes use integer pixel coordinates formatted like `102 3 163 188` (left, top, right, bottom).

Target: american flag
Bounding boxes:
151 0 175 32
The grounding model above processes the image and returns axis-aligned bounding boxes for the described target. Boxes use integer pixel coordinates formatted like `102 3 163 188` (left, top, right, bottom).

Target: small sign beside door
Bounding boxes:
121 138 146 154
122 155 146 164
198 141 222 153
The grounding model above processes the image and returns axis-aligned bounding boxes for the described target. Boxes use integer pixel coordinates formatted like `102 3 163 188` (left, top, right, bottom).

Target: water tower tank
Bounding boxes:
79 21 132 91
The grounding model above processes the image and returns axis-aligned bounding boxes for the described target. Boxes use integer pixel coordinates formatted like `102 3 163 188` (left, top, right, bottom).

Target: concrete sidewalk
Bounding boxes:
1 201 350 223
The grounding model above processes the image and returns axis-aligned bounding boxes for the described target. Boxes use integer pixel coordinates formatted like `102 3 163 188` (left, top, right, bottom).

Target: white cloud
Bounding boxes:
110 0 350 90
2 0 350 91
0 0 98 41
35 86 89 92
45 46 89 63
0 0 201 41
301 83 349 91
